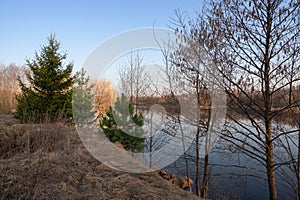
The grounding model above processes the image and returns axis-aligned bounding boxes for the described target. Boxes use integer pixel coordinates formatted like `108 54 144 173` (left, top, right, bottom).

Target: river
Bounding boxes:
140 112 299 199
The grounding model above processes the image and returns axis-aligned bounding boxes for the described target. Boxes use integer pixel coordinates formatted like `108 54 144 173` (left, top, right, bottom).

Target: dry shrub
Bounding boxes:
0 116 73 158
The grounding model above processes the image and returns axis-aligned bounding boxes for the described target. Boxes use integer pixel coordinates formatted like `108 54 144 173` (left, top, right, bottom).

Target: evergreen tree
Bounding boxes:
15 34 74 122
73 68 96 127
100 94 145 154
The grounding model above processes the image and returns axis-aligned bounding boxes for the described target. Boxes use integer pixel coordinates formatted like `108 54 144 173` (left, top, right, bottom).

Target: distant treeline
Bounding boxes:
131 86 300 125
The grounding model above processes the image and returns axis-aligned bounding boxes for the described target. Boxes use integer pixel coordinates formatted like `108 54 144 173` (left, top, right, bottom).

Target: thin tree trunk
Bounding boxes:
195 127 201 197
264 1 277 198
201 95 211 200
266 120 277 200
149 112 153 167
195 76 202 197
201 154 209 199
178 115 192 192
264 73 277 200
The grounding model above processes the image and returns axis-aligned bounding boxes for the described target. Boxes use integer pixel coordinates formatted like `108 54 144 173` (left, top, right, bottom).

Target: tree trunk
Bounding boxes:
201 89 211 199
264 1 277 198
266 120 277 200
195 76 202 197
201 154 209 199
149 112 153 167
178 116 192 193
195 128 201 197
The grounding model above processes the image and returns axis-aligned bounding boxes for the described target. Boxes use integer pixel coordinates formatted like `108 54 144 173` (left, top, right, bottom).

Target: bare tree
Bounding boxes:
153 36 194 192
153 18 223 196
118 50 152 110
167 8 233 198
0 63 26 114
198 1 300 199
93 79 116 120
168 0 300 199
171 35 210 197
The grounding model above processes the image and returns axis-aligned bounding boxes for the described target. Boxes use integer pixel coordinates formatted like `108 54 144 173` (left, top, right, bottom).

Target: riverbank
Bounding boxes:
0 114 197 199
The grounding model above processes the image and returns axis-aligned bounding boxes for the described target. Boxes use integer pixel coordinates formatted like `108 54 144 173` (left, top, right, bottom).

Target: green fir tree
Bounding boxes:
73 68 96 127
100 94 145 154
15 34 74 122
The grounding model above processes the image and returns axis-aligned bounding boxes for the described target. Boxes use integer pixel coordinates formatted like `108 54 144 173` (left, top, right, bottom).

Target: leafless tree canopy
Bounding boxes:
0 63 26 114
169 0 300 199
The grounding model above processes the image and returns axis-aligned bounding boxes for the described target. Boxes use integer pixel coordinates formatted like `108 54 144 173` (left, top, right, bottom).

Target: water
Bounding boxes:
141 112 299 199
165 140 297 199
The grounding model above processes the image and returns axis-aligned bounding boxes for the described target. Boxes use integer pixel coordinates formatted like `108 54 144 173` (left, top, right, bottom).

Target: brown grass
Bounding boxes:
0 114 197 199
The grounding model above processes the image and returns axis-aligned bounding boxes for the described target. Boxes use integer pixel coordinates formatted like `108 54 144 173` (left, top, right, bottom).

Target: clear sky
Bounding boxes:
0 0 202 71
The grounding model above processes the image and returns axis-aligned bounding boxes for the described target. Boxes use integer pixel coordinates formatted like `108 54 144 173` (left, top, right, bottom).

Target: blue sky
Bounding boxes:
0 0 202 70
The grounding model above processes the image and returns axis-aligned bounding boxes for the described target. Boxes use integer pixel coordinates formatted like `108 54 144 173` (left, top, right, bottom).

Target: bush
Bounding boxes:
100 94 145 154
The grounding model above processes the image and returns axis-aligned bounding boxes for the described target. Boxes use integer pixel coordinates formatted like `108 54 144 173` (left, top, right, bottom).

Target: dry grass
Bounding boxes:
0 114 198 199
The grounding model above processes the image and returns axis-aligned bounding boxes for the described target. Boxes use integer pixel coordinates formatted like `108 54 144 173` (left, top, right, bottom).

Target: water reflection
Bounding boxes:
140 110 298 199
